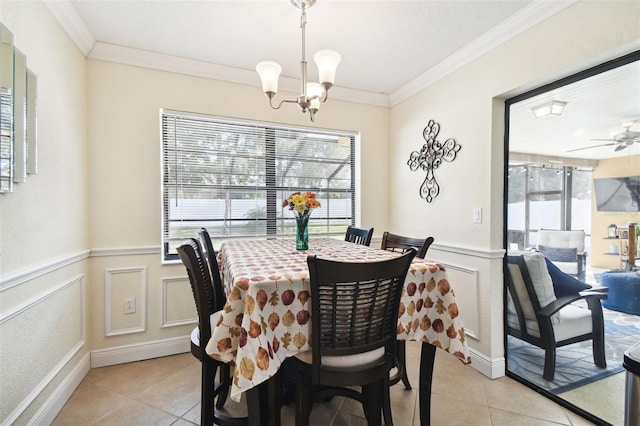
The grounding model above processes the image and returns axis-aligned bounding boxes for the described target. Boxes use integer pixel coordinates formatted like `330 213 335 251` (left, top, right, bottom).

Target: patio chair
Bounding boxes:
505 252 607 381
536 229 587 281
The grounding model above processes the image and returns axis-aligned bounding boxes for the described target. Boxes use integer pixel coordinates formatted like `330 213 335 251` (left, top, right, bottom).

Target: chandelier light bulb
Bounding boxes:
255 0 338 121
256 61 282 94
314 49 341 86
307 82 323 111
307 82 324 100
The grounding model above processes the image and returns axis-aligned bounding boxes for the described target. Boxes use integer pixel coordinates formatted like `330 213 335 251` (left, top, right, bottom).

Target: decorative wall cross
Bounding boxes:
407 119 461 203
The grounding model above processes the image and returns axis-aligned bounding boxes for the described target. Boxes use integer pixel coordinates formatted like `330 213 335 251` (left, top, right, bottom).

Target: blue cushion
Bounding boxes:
538 245 577 262
544 257 591 298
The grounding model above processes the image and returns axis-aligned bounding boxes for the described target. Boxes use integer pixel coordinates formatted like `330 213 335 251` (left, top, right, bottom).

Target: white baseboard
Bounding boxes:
90 335 190 368
469 347 505 379
28 352 91 426
24 337 190 424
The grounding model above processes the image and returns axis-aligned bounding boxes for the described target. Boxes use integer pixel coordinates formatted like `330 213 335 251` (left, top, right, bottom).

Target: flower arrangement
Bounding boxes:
282 191 321 215
282 191 320 250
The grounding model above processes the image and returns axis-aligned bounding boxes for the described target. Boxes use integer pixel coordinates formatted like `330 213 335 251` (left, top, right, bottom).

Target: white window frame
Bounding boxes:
161 109 359 261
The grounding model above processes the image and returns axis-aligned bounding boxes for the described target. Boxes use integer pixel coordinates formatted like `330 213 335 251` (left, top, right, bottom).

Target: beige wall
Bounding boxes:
591 155 640 269
390 0 640 368
1 0 640 422
85 60 391 352
0 1 90 424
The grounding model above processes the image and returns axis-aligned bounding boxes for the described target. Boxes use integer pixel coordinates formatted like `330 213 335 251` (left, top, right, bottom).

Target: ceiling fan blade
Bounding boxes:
589 138 617 141
614 143 629 152
566 142 619 152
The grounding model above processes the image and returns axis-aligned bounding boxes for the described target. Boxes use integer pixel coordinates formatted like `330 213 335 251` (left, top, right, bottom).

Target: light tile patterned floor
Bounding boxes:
52 340 596 425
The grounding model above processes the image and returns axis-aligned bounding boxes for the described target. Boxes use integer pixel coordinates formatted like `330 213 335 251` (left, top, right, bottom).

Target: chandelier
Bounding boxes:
256 0 341 122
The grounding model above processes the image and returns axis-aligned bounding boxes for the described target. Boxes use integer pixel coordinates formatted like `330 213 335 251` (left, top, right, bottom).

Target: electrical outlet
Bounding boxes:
124 298 136 314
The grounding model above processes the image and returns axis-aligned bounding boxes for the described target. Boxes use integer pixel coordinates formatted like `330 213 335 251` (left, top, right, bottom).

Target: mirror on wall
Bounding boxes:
13 47 26 183
0 23 38 194
26 69 37 174
504 51 640 426
0 23 14 193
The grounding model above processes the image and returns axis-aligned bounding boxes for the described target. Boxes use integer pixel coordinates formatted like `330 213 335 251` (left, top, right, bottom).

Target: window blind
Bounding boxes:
161 110 357 260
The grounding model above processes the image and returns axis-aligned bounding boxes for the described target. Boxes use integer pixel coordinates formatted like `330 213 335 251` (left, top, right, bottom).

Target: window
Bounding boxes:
161 110 357 261
507 164 592 249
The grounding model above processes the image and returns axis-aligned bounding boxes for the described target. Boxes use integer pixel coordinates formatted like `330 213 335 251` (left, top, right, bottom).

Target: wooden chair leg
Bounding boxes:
419 343 436 426
382 375 393 426
390 341 412 389
202 362 218 426
398 341 412 390
362 382 382 426
295 373 311 426
216 363 231 409
268 368 283 426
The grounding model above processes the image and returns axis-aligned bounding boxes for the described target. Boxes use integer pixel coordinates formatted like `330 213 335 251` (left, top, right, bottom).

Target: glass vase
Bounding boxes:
295 214 309 250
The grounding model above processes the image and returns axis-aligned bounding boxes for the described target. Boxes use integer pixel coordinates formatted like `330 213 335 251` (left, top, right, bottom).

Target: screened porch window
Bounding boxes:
161 110 357 261
507 164 592 250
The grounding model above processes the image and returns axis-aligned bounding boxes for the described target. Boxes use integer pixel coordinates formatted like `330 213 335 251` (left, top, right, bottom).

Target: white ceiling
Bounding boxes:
69 0 538 96
46 0 639 160
509 59 640 161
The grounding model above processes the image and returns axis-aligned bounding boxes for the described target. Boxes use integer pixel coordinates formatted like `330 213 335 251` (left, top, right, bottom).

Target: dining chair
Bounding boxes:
505 252 607 381
199 227 227 311
381 231 434 259
177 239 247 426
344 225 374 246
380 231 434 390
284 249 416 426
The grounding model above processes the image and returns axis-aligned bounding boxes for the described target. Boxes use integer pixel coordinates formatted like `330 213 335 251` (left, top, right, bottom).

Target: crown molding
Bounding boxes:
48 0 576 108
43 0 95 56
87 42 390 107
388 0 578 106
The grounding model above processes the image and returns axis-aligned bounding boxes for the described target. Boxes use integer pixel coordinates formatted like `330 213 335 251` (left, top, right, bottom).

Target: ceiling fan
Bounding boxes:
567 121 640 153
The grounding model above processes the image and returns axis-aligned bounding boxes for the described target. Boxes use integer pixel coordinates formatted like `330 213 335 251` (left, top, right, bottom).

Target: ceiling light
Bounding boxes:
256 0 340 122
531 100 567 118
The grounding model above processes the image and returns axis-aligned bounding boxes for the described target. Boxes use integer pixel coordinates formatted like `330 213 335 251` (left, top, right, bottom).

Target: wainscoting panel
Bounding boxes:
429 260 480 341
161 276 197 328
105 267 147 336
0 275 86 426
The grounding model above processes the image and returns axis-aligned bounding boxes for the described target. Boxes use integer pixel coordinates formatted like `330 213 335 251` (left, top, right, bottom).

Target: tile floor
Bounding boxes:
53 340 597 425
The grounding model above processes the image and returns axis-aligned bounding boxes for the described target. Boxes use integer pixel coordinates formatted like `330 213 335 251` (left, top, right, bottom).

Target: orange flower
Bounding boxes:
282 191 321 213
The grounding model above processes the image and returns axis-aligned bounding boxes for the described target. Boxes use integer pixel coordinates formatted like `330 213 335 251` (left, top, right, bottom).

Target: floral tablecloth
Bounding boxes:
205 238 471 401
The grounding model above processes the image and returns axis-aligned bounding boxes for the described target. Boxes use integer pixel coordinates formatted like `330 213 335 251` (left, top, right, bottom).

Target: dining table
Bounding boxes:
205 237 471 425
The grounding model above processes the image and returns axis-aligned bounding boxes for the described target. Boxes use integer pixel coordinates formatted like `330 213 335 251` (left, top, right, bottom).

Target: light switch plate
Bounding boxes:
473 207 482 224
